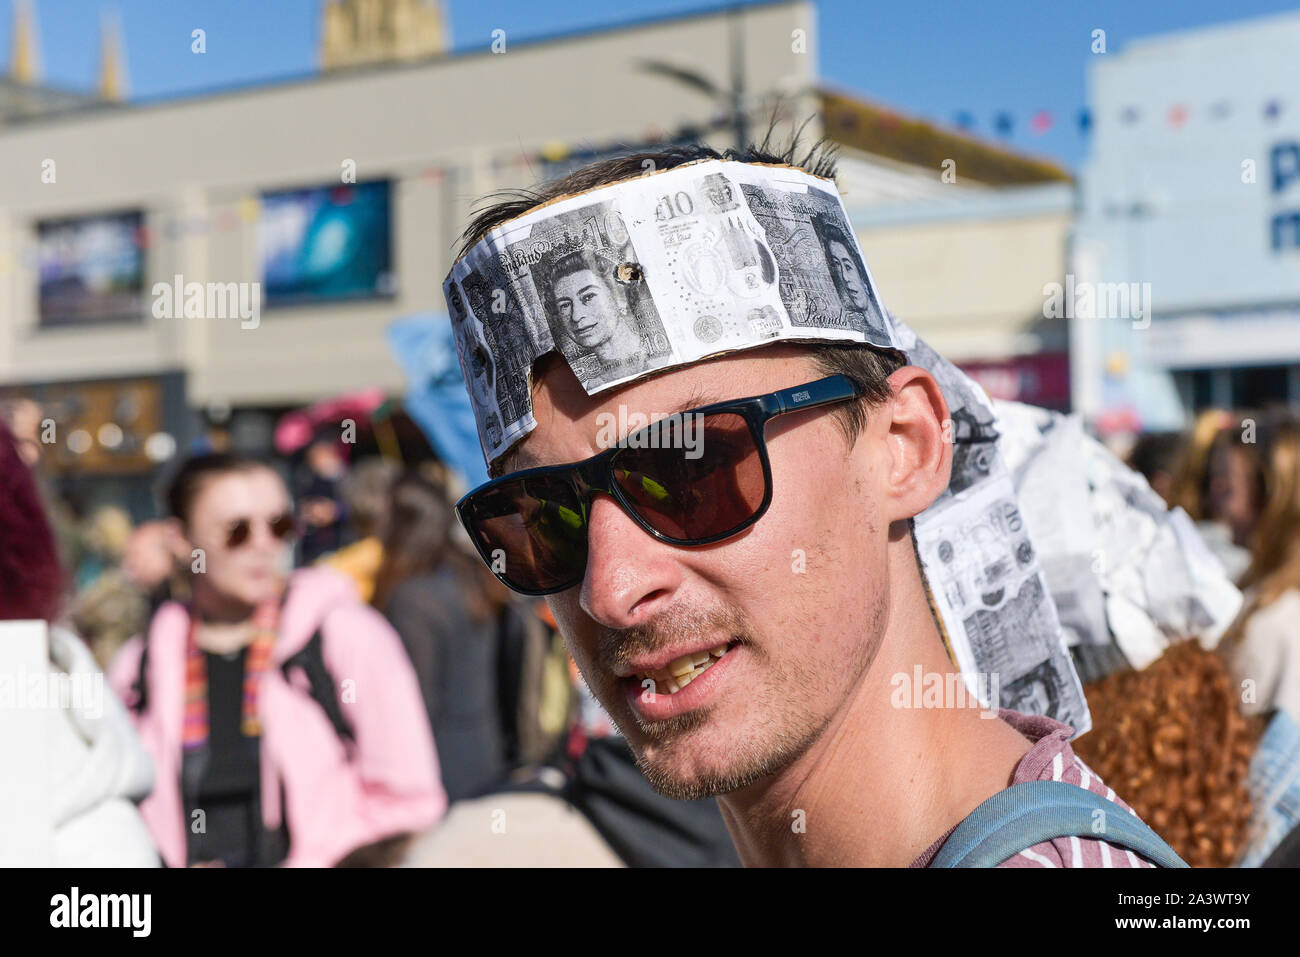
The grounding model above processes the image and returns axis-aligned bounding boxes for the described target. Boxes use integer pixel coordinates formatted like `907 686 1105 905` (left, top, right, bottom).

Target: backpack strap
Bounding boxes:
133 619 354 751
929 780 1188 868
130 634 150 715
280 629 355 747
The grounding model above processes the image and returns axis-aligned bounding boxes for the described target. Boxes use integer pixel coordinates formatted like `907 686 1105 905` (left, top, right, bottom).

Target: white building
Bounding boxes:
1073 10 1300 431
0 0 1069 511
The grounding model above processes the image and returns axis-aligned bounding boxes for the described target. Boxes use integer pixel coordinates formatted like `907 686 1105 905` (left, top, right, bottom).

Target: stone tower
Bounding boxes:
320 0 448 70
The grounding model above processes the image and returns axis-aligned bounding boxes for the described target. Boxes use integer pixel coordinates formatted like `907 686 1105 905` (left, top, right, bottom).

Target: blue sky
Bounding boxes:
3 0 1298 170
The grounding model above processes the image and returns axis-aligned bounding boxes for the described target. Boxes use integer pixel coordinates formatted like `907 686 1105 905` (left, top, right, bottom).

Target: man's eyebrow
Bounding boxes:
663 385 724 417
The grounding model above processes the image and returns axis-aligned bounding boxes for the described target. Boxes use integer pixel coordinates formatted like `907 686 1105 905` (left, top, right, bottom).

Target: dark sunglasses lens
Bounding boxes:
226 519 251 548
465 474 588 592
611 412 766 542
270 514 297 541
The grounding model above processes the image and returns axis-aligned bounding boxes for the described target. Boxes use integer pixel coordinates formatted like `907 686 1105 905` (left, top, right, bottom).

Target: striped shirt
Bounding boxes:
909 709 1158 868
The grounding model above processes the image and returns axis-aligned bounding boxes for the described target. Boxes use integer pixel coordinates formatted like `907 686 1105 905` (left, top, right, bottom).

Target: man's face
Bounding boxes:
553 268 621 351
518 346 898 800
828 239 868 311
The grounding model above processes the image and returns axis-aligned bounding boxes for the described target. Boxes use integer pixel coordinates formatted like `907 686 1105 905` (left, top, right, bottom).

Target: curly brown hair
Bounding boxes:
1072 641 1266 868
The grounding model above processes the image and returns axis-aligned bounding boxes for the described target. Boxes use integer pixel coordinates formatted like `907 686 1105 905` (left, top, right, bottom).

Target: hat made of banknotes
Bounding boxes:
443 155 1237 738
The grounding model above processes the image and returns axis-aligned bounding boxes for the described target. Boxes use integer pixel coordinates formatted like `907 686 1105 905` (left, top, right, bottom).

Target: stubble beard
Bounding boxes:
589 592 886 802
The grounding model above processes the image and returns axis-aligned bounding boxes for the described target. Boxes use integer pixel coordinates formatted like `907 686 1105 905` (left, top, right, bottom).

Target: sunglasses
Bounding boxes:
454 375 862 596
225 512 297 549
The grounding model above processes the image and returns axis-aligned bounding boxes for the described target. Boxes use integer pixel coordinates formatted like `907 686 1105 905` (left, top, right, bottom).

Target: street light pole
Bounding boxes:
729 5 749 150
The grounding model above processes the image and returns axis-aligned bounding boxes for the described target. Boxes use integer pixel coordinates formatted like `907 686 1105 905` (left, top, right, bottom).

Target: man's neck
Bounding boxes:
716 575 1033 867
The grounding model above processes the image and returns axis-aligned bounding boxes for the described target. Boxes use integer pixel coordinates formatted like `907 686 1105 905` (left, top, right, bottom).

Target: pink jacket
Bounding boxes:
108 566 447 867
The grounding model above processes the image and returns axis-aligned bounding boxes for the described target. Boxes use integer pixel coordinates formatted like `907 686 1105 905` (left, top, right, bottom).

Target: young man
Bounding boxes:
448 144 1173 867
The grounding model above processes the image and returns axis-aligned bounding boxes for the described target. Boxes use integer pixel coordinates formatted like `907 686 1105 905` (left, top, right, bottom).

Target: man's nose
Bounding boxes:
579 493 682 628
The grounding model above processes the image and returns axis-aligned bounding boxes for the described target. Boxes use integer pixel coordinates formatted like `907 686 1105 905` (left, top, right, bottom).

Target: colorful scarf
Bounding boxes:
182 600 279 751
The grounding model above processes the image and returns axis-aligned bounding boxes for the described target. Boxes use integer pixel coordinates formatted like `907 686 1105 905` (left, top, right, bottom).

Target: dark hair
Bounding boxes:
371 471 498 621
0 422 65 622
340 456 401 538
459 140 838 258
165 452 273 527
465 136 907 479
1125 431 1186 492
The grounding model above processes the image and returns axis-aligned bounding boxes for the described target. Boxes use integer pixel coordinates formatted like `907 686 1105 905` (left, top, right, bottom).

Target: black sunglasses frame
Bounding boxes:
455 374 863 596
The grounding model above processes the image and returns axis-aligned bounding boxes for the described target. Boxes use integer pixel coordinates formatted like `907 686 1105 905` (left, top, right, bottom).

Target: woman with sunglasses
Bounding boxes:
108 452 446 867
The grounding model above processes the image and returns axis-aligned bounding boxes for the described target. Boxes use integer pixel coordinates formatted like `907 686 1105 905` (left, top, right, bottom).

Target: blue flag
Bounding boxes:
385 312 489 489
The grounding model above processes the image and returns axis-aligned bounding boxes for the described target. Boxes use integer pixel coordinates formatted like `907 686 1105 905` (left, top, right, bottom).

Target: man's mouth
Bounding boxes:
634 641 735 694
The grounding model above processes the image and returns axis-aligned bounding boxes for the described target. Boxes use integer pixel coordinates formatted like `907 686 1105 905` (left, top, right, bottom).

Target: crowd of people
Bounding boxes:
1072 408 1300 867
3 388 1300 867
0 399 738 867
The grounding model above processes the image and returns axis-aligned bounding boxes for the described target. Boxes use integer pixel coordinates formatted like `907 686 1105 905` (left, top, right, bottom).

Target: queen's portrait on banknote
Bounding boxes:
813 217 882 327
539 244 668 388
738 181 890 343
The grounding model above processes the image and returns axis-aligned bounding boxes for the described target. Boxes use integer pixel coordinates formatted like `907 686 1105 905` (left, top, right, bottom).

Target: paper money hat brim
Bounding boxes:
443 159 902 470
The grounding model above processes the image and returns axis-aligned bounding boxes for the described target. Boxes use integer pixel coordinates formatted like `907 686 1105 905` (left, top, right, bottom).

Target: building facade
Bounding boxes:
0 0 1073 513
1072 10 1300 431
850 181 1074 409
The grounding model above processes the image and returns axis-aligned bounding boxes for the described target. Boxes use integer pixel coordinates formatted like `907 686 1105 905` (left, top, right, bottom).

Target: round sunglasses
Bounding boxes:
454 375 862 595
224 512 297 549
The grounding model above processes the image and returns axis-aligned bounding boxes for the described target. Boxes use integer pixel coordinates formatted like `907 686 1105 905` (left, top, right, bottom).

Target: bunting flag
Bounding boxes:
1029 109 1053 134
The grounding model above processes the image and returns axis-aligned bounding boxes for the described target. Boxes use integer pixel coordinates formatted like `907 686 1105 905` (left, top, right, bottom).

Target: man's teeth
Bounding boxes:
638 644 730 694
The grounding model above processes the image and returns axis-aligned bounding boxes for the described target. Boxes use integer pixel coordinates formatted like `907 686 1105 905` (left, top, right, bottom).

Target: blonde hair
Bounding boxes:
1168 408 1235 520
1240 416 1300 604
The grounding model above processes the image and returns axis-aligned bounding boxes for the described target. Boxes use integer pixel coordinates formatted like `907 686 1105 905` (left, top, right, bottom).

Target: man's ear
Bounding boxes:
879 366 953 522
